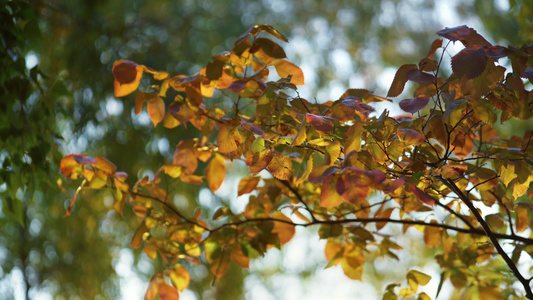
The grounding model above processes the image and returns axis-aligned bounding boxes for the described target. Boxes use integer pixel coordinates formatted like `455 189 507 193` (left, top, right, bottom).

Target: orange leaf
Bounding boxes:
147 95 165 127
273 59 304 85
206 153 226 192
516 203 530 233
238 176 261 196
60 154 97 179
320 175 345 208
158 279 180 300
231 246 250 269
145 277 158 300
94 156 117 175
267 153 293 180
272 211 295 244
245 149 273 174
387 64 417 97
130 221 149 249
113 60 143 97
398 128 425 146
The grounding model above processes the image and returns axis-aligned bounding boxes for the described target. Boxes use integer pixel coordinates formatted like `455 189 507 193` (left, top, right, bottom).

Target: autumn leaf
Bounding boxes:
238 176 261 196
320 174 345 208
246 149 273 174
272 211 295 244
406 269 431 293
60 154 97 179
387 64 417 97
273 59 304 85
409 184 435 206
113 60 143 97
399 96 429 113
206 153 225 192
169 265 190 292
267 153 292 180
398 128 425 146
451 47 488 79
157 279 179 300
436 25 492 47
217 118 244 153
305 113 333 133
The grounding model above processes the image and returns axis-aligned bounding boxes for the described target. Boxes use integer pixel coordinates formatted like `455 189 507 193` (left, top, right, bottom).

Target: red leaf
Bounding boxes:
484 46 513 59
406 69 435 84
409 184 435 206
305 113 333 133
451 47 488 79
399 96 430 113
112 60 143 97
387 64 418 97
436 25 492 48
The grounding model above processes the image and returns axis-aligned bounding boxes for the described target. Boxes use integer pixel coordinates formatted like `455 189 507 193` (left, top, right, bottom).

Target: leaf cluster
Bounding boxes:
61 25 533 299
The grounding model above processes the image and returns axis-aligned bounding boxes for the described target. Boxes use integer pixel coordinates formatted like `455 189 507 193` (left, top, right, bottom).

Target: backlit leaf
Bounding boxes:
158 279 179 300
131 221 149 249
60 154 95 179
254 38 287 59
170 265 190 292
410 184 435 206
387 64 417 97
267 153 292 180
398 128 425 146
399 96 430 113
206 153 225 192
217 118 244 153
478 286 504 300
309 165 338 184
326 140 341 165
238 176 261 196
113 60 143 97
516 203 529 233
272 211 295 244
273 59 304 85
246 149 273 174
305 113 333 133
406 69 435 83
320 175 345 208
94 156 117 175
406 269 431 293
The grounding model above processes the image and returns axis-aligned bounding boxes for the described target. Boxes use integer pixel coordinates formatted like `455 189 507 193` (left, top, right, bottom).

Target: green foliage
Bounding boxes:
61 24 533 299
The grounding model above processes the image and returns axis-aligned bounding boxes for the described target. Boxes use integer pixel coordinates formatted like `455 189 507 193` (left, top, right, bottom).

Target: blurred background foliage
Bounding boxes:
0 0 531 299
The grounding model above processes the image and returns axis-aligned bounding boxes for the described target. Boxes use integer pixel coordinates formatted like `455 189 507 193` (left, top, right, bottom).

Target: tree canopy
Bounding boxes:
60 23 533 299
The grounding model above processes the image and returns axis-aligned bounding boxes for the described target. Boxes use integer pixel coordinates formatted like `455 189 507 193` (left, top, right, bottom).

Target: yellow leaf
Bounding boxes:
161 164 184 178
273 59 304 85
267 153 293 180
94 156 117 175
406 269 431 293
272 211 295 244
163 111 180 128
398 128 425 146
325 239 343 263
500 163 517 187
326 140 341 165
320 175 345 208
217 118 244 153
170 265 190 292
206 153 226 192
345 122 363 153
113 60 143 97
424 222 441 248
398 288 414 298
